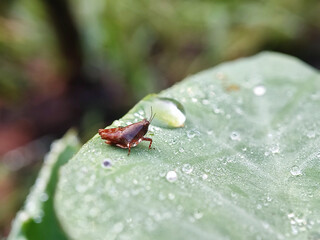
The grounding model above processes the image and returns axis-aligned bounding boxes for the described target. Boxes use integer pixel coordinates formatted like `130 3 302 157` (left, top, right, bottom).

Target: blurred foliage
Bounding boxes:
0 0 320 237
1 0 320 104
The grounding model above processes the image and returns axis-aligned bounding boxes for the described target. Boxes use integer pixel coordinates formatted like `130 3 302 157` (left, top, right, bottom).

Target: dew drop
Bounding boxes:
290 165 302 176
33 211 44 224
166 171 178 182
306 131 316 138
39 192 49 202
187 130 200 139
270 145 280 154
201 99 209 105
266 195 273 202
212 105 223 114
113 222 124 233
288 212 295 219
168 193 175 200
182 164 193 174
194 210 203 219
253 85 266 96
230 131 241 141
33 216 43 224
101 159 112 168
144 97 186 128
18 211 30 222
202 174 208 180
179 147 185 153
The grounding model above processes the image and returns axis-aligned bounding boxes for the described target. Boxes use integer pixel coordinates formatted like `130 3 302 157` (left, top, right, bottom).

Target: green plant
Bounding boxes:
9 52 320 240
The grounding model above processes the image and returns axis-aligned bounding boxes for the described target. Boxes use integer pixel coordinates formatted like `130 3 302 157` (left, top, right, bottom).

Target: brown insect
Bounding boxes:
98 110 155 155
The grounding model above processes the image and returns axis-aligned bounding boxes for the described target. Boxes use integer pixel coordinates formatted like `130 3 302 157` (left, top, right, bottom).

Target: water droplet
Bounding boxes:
306 131 316 138
270 145 280 154
182 164 193 174
201 99 209 105
212 105 223 114
187 130 200 139
202 174 208 180
113 222 124 233
169 138 178 145
33 211 44 224
266 195 273 202
158 192 166 200
288 212 295 219
230 131 241 141
194 210 203 219
33 216 43 224
290 165 302 176
179 147 185 153
166 171 178 182
253 85 266 96
102 159 112 168
168 193 175 200
144 97 186 128
39 192 49 202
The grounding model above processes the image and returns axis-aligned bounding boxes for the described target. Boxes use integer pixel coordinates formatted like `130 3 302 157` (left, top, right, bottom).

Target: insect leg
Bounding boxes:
127 145 131 156
142 137 153 149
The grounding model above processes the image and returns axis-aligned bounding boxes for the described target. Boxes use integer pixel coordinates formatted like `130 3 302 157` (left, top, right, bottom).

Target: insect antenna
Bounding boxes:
149 107 156 123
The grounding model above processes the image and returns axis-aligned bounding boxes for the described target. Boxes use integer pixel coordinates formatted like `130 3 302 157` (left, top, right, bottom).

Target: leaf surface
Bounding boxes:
43 53 320 239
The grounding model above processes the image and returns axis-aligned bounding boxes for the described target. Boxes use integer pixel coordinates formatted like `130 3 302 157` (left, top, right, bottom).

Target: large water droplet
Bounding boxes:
253 85 266 96
290 165 302 176
182 164 193 174
166 171 178 182
144 97 186 128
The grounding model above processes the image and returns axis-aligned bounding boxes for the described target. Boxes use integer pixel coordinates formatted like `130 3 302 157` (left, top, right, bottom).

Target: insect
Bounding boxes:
98 109 156 155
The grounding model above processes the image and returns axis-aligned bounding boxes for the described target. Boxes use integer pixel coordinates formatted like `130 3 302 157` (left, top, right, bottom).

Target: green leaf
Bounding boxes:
8 130 81 240
55 52 320 239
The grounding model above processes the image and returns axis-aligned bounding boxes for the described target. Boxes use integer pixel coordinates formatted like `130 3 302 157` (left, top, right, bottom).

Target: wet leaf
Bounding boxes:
57 52 320 240
8 130 80 240
13 52 320 240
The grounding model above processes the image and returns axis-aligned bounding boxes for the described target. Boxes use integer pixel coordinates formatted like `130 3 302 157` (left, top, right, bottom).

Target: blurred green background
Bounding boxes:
0 0 320 237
